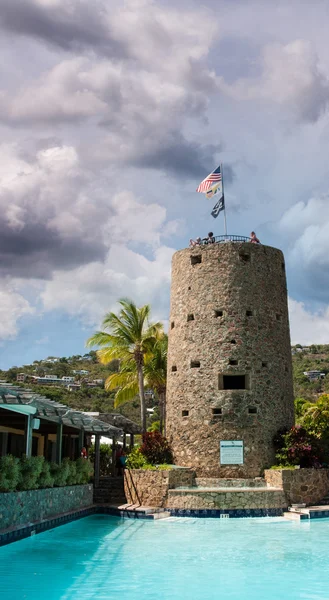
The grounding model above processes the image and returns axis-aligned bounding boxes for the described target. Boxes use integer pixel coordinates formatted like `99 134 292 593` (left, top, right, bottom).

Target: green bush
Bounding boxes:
38 459 54 488
0 456 93 492
89 443 113 476
65 459 77 485
51 460 70 487
75 458 93 484
0 455 20 492
125 447 149 469
18 456 44 490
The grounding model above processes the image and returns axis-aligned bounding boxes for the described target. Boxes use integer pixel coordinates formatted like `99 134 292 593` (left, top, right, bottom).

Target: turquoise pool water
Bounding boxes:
1 515 329 599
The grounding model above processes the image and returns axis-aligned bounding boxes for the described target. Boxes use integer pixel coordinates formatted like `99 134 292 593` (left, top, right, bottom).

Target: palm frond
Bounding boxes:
114 382 140 407
97 346 131 364
86 331 113 348
105 371 137 391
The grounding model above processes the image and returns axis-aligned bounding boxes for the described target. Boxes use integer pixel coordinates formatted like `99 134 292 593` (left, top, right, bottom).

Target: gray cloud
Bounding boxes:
130 134 236 181
0 0 126 57
0 220 106 279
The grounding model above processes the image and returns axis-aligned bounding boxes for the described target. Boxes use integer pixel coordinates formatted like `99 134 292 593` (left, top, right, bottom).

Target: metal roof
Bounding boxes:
0 382 123 438
85 412 142 435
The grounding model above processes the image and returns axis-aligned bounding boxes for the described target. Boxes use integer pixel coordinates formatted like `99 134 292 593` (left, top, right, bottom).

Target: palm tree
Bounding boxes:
86 298 163 432
105 335 168 434
144 335 168 434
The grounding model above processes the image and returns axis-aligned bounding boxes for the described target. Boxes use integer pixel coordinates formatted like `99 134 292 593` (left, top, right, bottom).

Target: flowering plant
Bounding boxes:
275 425 323 468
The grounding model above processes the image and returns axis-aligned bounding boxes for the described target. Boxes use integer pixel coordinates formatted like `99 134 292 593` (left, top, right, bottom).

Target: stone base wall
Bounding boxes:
167 489 287 510
0 485 93 532
124 468 194 507
264 469 329 505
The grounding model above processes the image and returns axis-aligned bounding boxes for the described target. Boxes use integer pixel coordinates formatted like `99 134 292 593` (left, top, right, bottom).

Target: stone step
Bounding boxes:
172 486 282 493
284 504 329 520
115 504 170 519
194 478 267 489
283 511 308 521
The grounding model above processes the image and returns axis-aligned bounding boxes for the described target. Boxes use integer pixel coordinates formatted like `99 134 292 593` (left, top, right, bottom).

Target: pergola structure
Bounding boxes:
83 412 141 449
0 382 124 487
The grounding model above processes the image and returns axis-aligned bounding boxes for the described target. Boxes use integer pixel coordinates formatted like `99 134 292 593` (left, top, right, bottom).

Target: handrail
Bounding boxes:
190 235 251 248
202 235 250 244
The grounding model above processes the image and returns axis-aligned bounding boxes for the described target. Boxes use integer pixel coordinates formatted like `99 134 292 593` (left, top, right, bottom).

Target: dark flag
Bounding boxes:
211 195 225 218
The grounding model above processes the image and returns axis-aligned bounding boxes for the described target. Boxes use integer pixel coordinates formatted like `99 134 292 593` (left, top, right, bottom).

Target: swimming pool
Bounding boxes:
1 515 329 600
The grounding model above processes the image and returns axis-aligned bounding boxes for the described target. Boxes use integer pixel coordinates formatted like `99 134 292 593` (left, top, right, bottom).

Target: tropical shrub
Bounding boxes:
125 446 149 469
89 443 113 476
18 456 44 490
274 425 323 468
65 458 77 486
0 457 93 492
51 460 70 487
75 458 93 484
0 455 20 492
38 459 54 488
140 432 173 465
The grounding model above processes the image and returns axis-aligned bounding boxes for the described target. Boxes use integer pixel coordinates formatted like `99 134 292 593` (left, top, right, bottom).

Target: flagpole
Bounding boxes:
221 163 227 236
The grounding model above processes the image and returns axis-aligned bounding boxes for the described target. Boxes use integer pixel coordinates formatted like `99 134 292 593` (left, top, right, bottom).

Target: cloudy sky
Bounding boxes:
1 0 329 368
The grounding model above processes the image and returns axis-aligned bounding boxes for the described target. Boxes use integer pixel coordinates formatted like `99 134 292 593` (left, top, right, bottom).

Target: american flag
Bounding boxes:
196 165 222 193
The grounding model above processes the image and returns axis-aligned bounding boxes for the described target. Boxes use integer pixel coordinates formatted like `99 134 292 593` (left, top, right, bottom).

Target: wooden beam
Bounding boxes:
25 414 33 457
56 423 63 465
94 434 100 488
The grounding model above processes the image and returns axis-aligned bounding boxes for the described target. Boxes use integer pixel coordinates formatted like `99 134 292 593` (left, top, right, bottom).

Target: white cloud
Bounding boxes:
277 195 329 303
0 282 34 340
220 40 329 122
41 244 174 326
289 297 329 344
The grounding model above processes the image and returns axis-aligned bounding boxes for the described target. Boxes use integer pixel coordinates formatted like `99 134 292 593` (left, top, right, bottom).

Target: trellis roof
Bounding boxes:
0 382 123 438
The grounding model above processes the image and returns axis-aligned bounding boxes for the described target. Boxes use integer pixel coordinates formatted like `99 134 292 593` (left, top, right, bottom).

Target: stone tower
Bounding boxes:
166 241 294 478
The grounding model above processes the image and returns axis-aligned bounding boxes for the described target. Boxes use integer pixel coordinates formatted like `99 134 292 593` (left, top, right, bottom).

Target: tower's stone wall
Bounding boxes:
166 242 294 478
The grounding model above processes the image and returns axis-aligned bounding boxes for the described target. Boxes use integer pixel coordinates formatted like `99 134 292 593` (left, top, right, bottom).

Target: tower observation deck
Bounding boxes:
165 240 294 478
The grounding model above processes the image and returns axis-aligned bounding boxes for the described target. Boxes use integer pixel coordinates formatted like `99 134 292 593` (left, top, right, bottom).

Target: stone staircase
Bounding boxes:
93 477 127 505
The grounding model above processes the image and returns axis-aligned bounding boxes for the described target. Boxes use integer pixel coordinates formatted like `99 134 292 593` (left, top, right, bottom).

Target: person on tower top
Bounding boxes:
203 232 215 244
250 231 260 244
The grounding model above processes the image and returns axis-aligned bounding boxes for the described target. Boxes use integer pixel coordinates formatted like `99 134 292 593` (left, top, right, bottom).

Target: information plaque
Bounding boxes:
220 440 244 465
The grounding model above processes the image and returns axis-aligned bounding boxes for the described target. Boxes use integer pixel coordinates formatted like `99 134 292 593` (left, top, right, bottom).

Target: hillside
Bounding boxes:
0 352 156 426
292 344 329 400
1 345 328 425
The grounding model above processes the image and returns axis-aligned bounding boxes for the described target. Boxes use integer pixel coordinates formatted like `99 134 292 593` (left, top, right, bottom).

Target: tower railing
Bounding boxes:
196 235 250 246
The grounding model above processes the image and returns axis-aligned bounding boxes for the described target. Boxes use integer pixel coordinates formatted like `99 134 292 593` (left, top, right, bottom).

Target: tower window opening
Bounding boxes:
276 314 282 321
191 255 202 265
248 406 257 414
188 286 191 290
190 360 200 368
187 314 195 322
171 321 175 329
182 410 189 417
229 359 238 366
214 310 223 318
282 262 285 271
219 374 250 390
262 361 268 368
230 339 236 344
171 366 177 372
246 310 253 317
212 408 222 416
239 252 250 263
